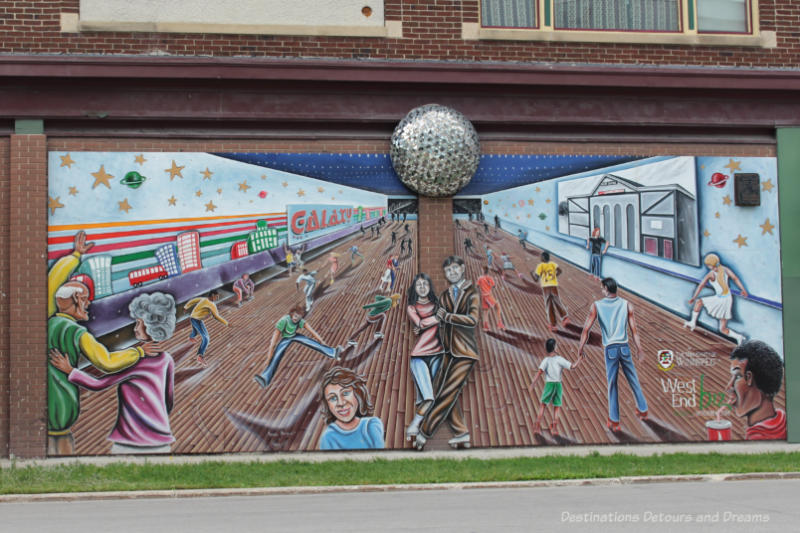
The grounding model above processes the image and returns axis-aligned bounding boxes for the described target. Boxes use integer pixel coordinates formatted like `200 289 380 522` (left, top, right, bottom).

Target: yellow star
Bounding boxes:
118 198 132 213
526 213 531 218
68 186 78 196
338 189 343 194
535 187 541 192
134 154 147 165
48 196 64 215
238 180 251 192
165 160 184 180
724 159 741 172
317 186 325 193
546 226 550 231
527 199 534 206
331 197 336 201
91 165 113 189
761 179 774 192
297 189 305 197
195 190 203 197
722 195 732 206
703 229 711 238
545 198 551 203
205 201 217 212
167 196 177 206
217 188 223 195
760 218 775 235
715 212 720 218
282 181 288 187
261 174 267 180
201 168 213 180
60 154 75 168
733 234 748 248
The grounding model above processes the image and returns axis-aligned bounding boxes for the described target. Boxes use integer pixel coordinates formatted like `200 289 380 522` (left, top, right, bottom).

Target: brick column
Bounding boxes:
0 139 8 457
417 196 454 293
8 134 48 458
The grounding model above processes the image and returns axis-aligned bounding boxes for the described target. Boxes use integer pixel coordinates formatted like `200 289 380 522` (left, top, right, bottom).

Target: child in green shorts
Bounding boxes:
529 338 581 436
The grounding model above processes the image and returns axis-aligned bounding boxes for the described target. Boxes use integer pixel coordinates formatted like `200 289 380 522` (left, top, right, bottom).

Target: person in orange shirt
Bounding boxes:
476 266 505 331
184 290 229 367
532 251 570 333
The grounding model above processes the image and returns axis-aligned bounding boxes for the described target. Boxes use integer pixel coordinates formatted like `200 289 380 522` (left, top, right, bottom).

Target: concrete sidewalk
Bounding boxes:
4 440 800 468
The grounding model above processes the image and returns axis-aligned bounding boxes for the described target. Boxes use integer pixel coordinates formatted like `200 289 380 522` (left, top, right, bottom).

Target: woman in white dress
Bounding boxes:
684 253 748 344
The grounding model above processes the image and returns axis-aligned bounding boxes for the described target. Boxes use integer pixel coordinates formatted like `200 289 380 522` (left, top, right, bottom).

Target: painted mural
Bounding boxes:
46 151 785 456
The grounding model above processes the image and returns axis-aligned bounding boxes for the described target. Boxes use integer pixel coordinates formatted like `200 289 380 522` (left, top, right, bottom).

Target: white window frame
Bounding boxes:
465 0 774 48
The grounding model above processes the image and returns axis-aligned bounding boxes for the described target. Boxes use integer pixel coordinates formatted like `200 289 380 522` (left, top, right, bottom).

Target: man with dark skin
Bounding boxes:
727 340 786 440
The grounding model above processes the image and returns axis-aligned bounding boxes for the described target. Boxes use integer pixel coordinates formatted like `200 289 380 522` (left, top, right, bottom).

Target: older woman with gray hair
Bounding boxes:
49 292 177 454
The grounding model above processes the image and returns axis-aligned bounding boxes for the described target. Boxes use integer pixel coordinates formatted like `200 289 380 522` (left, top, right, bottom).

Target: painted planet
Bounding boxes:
483 199 489 205
707 172 729 188
518 199 525 207
121 171 147 189
258 190 267 199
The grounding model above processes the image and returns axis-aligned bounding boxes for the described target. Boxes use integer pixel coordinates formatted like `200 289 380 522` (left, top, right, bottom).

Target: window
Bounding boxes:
472 0 767 46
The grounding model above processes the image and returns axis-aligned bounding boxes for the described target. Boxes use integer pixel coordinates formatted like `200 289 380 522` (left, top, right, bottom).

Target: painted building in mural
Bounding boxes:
44 150 785 456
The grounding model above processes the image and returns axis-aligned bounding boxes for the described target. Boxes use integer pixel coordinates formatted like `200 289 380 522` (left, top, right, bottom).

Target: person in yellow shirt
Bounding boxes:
532 251 570 333
184 291 229 367
47 230 159 455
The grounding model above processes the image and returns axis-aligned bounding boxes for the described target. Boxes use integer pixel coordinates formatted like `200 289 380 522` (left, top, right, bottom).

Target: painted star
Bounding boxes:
261 174 267 180
724 159 742 172
91 165 113 189
526 213 531 218
527 199 534 206
165 160 185 180
48 196 64 215
238 180 251 192
703 229 711 238
535 187 541 192
317 187 325 193
282 181 288 187
201 168 213 180
762 179 774 192
60 154 75 168
167 196 177 206
546 226 550 231
760 218 775 235
545 198 551 203
715 212 721 218
205 200 217 212
195 190 203 197
68 186 78 196
134 154 147 165
297 189 305 197
338 189 343 194
217 188 223 195
722 195 732 206
733 234 748 248
118 198 132 213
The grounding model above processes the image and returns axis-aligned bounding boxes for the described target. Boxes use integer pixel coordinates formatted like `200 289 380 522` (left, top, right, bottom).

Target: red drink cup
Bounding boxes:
706 420 732 441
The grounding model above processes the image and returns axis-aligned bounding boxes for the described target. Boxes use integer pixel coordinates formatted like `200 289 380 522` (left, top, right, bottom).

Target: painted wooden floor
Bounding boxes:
70 219 785 454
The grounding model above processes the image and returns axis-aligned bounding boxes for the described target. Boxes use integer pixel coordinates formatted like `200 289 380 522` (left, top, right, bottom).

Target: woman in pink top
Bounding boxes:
405 273 444 440
49 292 176 454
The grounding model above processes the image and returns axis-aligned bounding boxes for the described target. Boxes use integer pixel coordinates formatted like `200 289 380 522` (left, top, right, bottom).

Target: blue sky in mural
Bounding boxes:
214 153 640 196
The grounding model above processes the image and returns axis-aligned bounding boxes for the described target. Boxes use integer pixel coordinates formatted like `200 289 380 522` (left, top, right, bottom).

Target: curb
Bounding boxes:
2 471 800 503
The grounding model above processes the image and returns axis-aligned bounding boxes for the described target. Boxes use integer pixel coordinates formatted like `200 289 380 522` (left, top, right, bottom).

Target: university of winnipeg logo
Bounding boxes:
657 349 675 371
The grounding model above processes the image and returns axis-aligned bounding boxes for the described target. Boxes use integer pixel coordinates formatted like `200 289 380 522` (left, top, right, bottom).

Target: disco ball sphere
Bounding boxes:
390 104 480 197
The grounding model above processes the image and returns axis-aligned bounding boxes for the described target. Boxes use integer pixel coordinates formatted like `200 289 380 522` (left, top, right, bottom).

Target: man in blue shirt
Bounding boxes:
577 277 648 432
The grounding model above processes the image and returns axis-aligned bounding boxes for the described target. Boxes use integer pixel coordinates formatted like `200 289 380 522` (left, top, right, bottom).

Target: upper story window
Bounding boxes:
474 0 769 46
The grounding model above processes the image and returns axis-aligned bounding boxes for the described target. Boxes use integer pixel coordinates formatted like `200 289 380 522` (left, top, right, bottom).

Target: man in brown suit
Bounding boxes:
415 255 479 450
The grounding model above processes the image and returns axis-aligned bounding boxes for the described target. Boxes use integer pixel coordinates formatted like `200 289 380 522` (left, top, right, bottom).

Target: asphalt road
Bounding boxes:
1 479 793 532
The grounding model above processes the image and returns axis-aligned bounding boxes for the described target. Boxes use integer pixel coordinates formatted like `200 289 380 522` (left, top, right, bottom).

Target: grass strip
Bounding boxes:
1 452 798 495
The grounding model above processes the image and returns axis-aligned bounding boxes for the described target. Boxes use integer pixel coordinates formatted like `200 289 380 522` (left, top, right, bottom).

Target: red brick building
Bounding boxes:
1 1 799 457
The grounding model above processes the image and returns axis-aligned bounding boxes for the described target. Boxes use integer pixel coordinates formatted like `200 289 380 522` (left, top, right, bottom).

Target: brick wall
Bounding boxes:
8 134 47 458
0 1 797 67
0 136 776 457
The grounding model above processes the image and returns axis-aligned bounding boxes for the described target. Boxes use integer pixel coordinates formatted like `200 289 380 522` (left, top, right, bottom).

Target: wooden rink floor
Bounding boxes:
71 220 785 454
